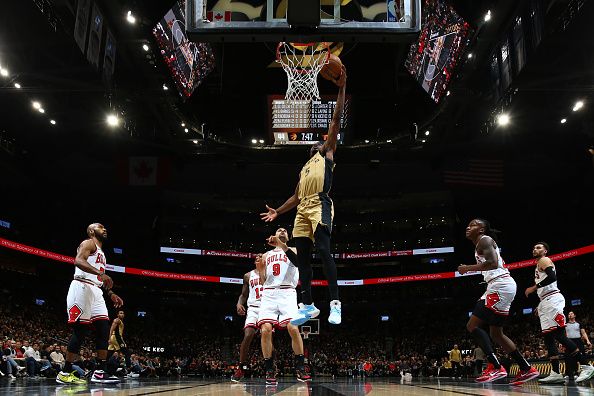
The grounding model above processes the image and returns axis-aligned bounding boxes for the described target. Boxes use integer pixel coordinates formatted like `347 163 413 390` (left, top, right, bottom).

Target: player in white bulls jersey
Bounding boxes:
458 219 538 384
256 228 310 385
525 242 594 384
231 254 264 382
57 223 124 385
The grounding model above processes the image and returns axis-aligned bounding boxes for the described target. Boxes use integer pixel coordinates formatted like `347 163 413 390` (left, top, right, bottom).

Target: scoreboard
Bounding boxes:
268 95 350 145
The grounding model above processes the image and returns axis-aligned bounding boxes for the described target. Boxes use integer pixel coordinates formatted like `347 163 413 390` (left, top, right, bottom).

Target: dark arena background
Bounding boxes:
1 0 594 395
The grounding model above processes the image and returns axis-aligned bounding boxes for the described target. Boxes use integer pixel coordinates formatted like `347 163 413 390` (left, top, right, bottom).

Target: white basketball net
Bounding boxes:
276 42 330 102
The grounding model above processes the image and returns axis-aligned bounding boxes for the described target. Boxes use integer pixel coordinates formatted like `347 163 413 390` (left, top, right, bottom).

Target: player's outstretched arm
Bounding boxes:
261 182 300 222
323 65 347 158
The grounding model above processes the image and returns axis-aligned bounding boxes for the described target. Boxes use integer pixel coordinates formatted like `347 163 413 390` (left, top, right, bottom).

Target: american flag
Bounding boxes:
442 158 504 188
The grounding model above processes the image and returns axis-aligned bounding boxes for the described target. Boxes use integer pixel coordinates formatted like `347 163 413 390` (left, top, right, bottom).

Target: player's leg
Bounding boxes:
551 328 594 382
260 323 276 385
232 325 256 382
489 326 531 372
313 225 341 325
292 208 321 323
467 304 502 371
58 281 91 384
90 287 119 383
281 289 310 382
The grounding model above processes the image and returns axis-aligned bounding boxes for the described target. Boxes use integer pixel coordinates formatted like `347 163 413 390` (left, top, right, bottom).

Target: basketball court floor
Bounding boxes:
1 377 593 396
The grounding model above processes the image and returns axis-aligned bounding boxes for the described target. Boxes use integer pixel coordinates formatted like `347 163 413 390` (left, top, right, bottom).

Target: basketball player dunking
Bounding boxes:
231 254 264 382
108 310 131 371
256 228 311 385
525 242 594 384
261 66 347 326
57 223 124 385
458 219 539 384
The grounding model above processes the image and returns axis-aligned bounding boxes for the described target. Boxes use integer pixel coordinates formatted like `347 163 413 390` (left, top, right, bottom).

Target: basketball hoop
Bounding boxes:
276 42 331 101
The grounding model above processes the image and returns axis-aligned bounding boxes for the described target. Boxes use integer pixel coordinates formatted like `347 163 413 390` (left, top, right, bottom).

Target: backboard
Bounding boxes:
186 0 422 42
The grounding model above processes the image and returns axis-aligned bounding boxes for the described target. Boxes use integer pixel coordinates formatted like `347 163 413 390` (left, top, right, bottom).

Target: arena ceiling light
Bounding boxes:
192 140 198 144
425 131 430 136
126 10 136 24
0 68 8 77
162 84 169 91
467 53 473 59
142 44 149 52
106 114 119 127
484 10 491 22
560 118 567 124
14 82 21 89
38 108 45 113
572 100 584 111
32 101 41 109
184 128 189 133
50 119 56 125
496 113 510 126
364 140 370 143
259 139 264 144
251 139 257 144
181 122 185 127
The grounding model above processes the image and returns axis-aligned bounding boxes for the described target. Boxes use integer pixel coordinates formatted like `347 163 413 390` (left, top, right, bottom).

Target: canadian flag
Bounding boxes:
207 10 231 22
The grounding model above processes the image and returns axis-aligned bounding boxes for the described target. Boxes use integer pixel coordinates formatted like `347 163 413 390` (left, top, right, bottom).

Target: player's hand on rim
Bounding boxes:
260 205 278 222
237 303 246 316
457 265 469 275
110 292 123 308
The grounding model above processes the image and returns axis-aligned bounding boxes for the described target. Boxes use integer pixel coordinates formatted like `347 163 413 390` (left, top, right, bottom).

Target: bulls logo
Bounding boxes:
554 313 566 327
486 292 500 309
68 304 83 323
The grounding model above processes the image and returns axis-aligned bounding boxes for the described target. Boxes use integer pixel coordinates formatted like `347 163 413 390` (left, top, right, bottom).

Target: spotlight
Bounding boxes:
572 100 584 111
425 131 430 136
142 44 149 52
126 11 136 24
181 122 185 127
251 139 257 144
484 10 491 22
446 90 450 96
496 113 510 126
560 118 567 124
14 83 21 89
32 101 41 109
38 108 45 113
162 84 169 90
106 114 119 127
421 139 426 143
50 119 56 125
193 140 198 144
386 139 392 143
364 139 370 143
184 128 189 133
0 68 8 77
259 139 264 144
467 53 473 59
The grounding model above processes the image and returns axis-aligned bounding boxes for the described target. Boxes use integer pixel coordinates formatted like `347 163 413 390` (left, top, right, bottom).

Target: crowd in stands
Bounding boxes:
2 296 592 381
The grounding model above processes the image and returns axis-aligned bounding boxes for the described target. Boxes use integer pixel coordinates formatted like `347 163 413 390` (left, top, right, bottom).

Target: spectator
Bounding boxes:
473 346 485 375
24 342 51 376
50 345 65 369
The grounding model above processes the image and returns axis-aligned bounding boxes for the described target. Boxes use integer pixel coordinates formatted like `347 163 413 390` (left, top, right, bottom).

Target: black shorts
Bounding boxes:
472 299 507 327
